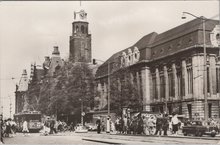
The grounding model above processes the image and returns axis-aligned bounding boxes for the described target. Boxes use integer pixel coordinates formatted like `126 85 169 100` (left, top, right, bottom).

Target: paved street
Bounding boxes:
3 131 220 144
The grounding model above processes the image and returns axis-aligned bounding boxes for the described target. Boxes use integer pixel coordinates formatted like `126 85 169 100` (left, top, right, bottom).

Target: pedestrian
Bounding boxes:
154 116 162 136
22 120 29 136
127 117 131 134
96 117 101 134
49 120 57 134
162 114 169 136
5 119 11 137
123 116 128 134
115 117 120 134
171 113 179 135
137 114 144 135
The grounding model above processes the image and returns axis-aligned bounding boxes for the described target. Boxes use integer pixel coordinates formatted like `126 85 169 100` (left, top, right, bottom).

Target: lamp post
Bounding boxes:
79 98 84 125
182 12 208 122
93 59 111 133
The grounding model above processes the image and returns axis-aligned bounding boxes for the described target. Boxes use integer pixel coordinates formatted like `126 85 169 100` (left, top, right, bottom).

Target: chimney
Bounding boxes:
52 46 60 55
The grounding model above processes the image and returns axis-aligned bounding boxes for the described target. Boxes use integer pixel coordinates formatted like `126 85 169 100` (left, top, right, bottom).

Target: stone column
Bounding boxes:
197 55 204 98
182 60 188 99
141 67 151 111
156 68 160 101
192 55 199 99
136 71 141 98
210 54 217 95
172 63 178 99
164 66 169 111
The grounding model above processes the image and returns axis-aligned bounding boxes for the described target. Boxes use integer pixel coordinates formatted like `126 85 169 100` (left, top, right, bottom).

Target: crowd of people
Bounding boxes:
107 113 183 136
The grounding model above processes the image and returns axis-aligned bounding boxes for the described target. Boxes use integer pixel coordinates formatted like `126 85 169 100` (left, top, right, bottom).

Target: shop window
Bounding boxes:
208 103 212 118
187 104 192 119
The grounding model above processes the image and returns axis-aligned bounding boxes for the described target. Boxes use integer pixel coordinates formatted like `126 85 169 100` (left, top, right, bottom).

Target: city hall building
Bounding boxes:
95 18 220 120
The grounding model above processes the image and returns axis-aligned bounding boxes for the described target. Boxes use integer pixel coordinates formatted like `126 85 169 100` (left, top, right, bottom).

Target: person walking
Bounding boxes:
49 120 57 134
123 116 128 134
162 114 169 136
96 117 101 134
22 120 29 136
154 116 162 136
171 113 179 135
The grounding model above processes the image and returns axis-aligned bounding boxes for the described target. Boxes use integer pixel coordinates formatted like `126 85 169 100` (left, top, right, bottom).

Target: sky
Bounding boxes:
0 1 219 119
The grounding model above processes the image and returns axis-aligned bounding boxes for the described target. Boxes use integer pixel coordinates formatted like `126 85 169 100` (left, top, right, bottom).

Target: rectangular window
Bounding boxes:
168 73 174 97
177 71 182 97
187 68 193 94
207 67 210 93
160 76 165 98
208 103 212 118
152 76 157 99
187 104 192 119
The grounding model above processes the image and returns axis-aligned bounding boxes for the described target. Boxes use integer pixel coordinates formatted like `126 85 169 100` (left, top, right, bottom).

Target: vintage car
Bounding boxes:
74 124 88 133
85 123 97 131
182 121 216 137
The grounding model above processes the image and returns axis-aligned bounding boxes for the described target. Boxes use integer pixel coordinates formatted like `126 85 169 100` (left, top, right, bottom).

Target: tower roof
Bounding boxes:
74 9 88 22
17 69 28 92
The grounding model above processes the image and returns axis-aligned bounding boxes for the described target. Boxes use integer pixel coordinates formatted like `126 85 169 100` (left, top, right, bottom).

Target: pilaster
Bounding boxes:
182 60 188 98
192 55 199 98
155 68 160 101
172 63 178 99
210 54 217 95
141 67 151 111
164 66 169 102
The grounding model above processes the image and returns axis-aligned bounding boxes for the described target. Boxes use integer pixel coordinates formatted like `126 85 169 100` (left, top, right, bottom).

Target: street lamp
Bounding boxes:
79 98 84 125
182 12 208 122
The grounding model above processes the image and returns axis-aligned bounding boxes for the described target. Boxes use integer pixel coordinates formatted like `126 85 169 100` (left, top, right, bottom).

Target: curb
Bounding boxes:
82 138 122 144
110 133 220 140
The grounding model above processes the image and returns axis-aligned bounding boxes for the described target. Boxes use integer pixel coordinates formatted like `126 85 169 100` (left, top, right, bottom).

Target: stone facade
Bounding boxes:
95 18 220 120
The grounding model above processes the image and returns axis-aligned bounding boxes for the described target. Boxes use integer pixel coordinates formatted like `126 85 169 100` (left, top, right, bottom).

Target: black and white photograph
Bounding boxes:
0 0 220 144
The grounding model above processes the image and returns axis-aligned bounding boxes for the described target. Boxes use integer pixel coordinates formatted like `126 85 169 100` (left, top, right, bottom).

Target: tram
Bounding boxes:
14 111 43 132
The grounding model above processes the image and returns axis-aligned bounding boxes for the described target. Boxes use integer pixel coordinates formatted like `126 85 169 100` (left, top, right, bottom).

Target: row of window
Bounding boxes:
151 65 220 100
74 25 88 34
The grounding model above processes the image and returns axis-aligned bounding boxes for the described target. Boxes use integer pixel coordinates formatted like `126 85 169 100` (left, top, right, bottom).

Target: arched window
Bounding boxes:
85 27 88 34
76 25 79 32
81 25 84 33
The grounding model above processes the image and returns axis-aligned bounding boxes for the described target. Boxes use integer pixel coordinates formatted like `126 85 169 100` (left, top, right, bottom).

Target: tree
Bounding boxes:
110 67 142 116
38 60 96 118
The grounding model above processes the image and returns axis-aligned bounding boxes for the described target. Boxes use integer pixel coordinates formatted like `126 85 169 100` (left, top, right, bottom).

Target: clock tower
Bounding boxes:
69 9 92 63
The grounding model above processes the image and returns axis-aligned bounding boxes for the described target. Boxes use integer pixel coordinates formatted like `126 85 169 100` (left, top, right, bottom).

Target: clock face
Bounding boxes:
80 12 85 19
79 10 86 19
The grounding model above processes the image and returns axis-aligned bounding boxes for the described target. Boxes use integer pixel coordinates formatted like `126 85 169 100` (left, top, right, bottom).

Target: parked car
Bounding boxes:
182 120 216 137
85 123 97 131
75 124 88 133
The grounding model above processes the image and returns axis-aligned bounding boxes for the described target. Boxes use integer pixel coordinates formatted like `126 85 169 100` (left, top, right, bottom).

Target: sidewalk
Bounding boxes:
57 131 220 141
